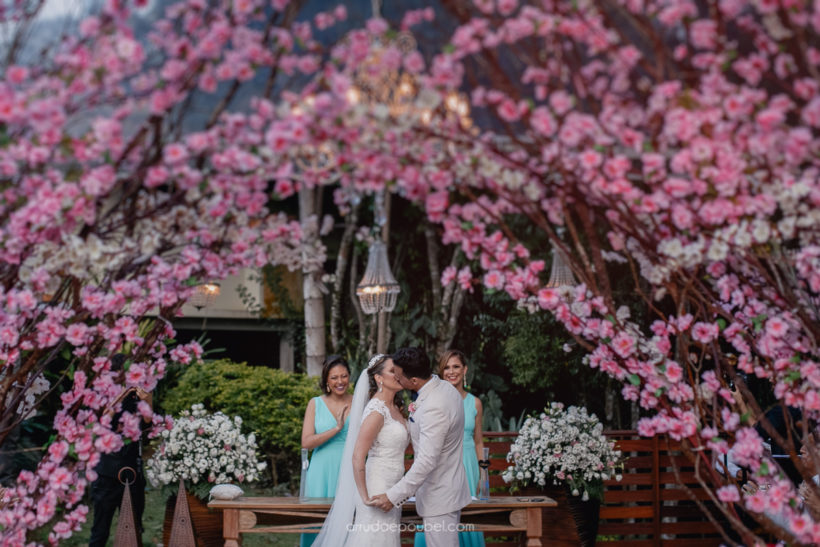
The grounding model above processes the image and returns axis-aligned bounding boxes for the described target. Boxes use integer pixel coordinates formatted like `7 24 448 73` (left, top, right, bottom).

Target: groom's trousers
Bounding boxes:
422 510 461 547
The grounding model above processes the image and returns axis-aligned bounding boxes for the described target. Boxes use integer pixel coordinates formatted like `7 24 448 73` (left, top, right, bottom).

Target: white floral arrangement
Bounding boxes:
146 403 267 499
502 403 622 502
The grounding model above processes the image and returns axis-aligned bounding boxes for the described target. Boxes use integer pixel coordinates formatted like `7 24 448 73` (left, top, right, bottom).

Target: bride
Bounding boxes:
312 354 410 547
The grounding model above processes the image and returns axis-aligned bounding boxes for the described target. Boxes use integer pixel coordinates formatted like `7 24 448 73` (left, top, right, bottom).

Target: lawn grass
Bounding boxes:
61 485 300 546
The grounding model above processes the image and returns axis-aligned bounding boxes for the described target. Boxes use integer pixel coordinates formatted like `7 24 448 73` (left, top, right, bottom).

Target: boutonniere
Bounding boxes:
408 402 418 422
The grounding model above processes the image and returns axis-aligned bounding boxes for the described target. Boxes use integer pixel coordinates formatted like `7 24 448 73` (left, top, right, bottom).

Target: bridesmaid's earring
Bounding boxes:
326 386 331 393
463 377 467 388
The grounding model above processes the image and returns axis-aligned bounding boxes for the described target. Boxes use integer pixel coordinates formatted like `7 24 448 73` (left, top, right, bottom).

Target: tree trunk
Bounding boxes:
300 186 325 376
605 377 615 427
330 202 360 352
431 237 465 358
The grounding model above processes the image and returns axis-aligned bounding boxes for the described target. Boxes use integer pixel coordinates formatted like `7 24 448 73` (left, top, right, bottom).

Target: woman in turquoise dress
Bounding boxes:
300 355 352 547
415 349 485 547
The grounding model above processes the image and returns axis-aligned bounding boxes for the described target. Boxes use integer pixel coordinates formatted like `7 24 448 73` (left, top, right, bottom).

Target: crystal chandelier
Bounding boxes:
356 240 400 314
346 31 418 115
344 26 473 130
546 246 576 288
189 282 221 310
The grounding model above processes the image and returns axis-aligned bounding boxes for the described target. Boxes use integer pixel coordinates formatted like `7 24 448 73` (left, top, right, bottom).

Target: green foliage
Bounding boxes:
161 359 320 487
456 289 621 426
153 333 225 415
499 311 583 391
238 265 302 319
389 293 437 351
481 389 504 431
472 294 594 396
482 389 529 432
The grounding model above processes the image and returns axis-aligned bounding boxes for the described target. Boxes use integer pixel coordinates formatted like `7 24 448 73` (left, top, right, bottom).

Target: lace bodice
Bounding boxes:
361 398 409 461
351 398 408 546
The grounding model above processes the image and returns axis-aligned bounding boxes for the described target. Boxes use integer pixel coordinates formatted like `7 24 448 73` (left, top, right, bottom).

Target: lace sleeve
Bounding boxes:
362 399 390 424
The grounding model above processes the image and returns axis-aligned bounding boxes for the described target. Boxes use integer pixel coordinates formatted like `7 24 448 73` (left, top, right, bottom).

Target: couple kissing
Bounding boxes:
312 347 471 547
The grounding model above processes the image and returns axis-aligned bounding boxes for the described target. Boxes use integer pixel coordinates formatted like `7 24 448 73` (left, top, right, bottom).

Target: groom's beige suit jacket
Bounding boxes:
386 375 471 517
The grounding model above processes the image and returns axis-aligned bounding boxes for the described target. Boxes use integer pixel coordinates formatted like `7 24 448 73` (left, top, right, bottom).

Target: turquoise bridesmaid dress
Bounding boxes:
414 393 485 547
300 396 348 547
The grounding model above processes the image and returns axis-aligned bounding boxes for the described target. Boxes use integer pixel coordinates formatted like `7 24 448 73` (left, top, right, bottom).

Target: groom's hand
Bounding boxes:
366 493 394 512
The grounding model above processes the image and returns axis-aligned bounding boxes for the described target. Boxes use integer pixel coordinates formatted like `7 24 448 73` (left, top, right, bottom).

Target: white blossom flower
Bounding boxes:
146 404 266 493
503 403 622 502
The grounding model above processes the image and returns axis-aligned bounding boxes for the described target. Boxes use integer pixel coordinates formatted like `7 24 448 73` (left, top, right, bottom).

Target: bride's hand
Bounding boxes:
367 493 394 512
335 405 349 429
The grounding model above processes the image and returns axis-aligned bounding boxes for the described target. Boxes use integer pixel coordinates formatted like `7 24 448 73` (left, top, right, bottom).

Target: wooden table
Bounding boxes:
208 496 557 546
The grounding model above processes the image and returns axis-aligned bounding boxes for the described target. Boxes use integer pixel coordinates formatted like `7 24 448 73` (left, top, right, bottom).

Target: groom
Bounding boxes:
367 347 470 547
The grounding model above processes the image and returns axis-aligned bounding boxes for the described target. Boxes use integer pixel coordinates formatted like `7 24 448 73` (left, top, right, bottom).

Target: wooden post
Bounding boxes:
525 506 542 547
223 508 240 547
652 435 661 545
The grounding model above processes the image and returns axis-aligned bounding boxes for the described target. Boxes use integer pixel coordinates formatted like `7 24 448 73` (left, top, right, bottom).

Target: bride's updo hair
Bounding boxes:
367 355 404 410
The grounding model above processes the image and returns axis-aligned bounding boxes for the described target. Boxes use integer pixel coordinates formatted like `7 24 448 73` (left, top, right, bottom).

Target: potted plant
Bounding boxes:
146 403 267 545
502 403 623 546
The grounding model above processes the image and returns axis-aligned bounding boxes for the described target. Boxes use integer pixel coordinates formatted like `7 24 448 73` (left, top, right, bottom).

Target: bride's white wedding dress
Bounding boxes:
347 398 410 547
310 367 410 547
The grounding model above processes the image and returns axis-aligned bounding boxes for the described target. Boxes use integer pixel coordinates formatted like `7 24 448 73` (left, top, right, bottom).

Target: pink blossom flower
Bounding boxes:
483 270 505 290
0 326 19 347
765 316 788 338
664 361 683 383
163 143 189 165
366 18 389 35
716 485 740 502
497 98 521 122
690 20 717 50
441 266 457 286
145 166 169 188
7 66 29 84
790 513 810 535
549 90 573 115
426 191 449 221
404 51 425 74
274 179 295 198
611 332 636 358
457 267 473 292
94 433 123 455
691 322 719 344
65 323 89 346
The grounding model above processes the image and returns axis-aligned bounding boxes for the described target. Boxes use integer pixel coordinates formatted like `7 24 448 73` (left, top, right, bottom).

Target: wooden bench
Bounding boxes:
483 431 728 546
208 496 557 547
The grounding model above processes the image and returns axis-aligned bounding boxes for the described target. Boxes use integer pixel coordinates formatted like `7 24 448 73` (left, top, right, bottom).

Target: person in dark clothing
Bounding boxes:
89 355 152 547
754 405 803 486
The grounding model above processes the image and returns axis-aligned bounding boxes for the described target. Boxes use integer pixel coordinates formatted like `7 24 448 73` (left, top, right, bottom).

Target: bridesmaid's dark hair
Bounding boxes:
319 355 350 394
367 356 404 411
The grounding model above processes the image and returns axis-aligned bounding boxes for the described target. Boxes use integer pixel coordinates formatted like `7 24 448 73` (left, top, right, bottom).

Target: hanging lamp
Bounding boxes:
546 245 576 288
356 240 400 314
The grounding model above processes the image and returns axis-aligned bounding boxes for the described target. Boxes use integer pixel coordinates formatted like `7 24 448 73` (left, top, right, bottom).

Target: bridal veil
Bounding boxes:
310 367 370 546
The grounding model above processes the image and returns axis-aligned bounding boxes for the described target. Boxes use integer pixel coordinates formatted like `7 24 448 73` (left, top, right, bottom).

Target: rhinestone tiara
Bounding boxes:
367 353 386 370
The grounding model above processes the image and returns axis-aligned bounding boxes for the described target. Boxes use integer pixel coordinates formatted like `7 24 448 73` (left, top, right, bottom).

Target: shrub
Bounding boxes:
161 359 319 487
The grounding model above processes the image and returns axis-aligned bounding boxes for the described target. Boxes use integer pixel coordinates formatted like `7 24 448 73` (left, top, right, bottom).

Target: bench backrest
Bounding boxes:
405 431 727 546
